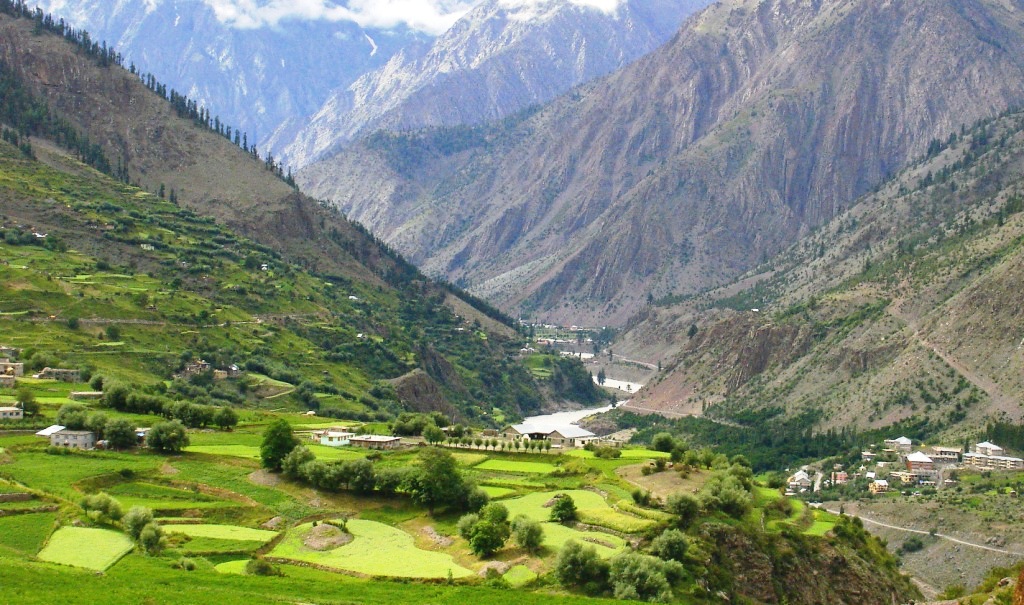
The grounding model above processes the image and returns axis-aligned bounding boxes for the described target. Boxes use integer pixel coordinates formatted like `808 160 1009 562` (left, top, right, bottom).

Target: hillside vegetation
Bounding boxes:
624 106 1024 444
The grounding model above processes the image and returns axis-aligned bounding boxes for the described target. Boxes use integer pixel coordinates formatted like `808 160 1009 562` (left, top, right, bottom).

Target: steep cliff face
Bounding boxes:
283 0 709 167
301 0 1024 325
32 0 426 154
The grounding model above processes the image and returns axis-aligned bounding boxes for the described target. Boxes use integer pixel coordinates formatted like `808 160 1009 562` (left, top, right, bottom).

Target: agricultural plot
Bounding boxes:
501 489 653 531
106 482 236 511
475 460 557 474
214 559 249 575
480 486 516 498
37 527 134 571
0 452 161 499
185 443 365 462
164 524 277 542
270 519 472 579
0 513 55 554
539 522 626 558
566 448 670 459
503 565 538 587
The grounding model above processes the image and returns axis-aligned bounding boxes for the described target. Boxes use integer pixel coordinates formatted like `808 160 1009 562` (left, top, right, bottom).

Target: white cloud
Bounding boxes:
202 0 479 35
498 0 624 22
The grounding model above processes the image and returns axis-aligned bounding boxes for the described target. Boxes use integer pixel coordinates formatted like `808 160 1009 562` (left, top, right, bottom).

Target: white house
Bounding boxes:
787 470 812 491
884 436 913 453
503 422 597 447
49 429 96 450
0 406 23 421
320 431 356 447
975 441 1005 457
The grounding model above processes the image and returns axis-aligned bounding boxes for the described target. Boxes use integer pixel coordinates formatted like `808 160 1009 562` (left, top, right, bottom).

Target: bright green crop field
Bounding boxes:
165 524 277 542
474 459 557 474
37 527 134 571
270 519 473 579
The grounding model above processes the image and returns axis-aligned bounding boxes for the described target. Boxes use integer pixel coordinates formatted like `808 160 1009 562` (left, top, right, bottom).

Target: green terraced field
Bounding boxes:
0 512 55 554
270 519 472 579
214 559 250 575
164 524 277 542
565 448 670 459
474 459 557 474
37 527 134 571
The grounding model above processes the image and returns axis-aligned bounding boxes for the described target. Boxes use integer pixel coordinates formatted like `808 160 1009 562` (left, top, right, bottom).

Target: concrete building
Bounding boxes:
884 436 913 453
49 430 95 450
906 451 935 473
36 368 80 382
975 442 1005 457
320 431 356 447
929 446 962 464
0 358 24 377
869 479 889 494
0 406 23 421
349 435 402 450
963 452 1024 471
503 422 598 448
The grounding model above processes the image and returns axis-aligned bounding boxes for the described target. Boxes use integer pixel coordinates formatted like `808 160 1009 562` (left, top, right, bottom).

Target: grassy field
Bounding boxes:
475 459 557 474
0 512 56 554
539 522 626 558
503 565 537 587
270 519 473 579
479 485 516 498
214 559 250 575
37 527 134 571
164 524 278 542
566 448 670 460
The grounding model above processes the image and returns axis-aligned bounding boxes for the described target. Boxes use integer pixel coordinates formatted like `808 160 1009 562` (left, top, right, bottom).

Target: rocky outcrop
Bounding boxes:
302 0 1024 324
389 370 458 417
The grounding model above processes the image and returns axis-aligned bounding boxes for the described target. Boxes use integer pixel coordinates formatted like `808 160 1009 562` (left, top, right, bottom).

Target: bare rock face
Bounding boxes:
302 0 1024 324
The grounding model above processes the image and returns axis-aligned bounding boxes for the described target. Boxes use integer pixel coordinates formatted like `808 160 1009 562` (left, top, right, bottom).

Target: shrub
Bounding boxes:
650 528 689 562
511 515 543 553
245 557 281 576
139 522 165 555
174 557 196 571
556 541 609 595
666 493 700 529
123 506 154 540
609 553 682 603
80 492 123 524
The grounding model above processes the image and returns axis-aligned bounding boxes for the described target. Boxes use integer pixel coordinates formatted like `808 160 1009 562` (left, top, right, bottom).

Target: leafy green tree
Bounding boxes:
122 506 154 540
650 528 689 562
651 432 677 453
15 387 38 416
105 418 137 450
550 493 578 523
512 514 543 553
80 492 123 524
423 424 445 445
260 418 298 471
85 412 108 440
408 447 469 515
139 522 165 554
213 406 239 430
460 503 511 557
666 493 700 529
146 420 189 453
556 540 609 594
281 445 315 478
609 553 681 602
56 404 88 430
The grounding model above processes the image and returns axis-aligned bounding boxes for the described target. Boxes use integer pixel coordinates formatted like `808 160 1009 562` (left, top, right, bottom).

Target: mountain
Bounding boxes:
283 0 710 168
0 6 605 420
31 0 428 154
618 106 1024 439
299 0 1024 326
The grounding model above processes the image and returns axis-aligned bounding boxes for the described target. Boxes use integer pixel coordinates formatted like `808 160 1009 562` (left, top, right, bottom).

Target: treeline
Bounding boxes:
102 383 238 430
0 61 113 175
986 421 1024 452
0 0 295 187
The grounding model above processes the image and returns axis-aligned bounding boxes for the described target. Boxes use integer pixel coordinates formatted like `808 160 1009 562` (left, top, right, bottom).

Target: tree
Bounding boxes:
122 506 154 540
56 403 88 430
80 492 123 524
666 493 700 529
688 323 698 339
650 528 689 562
609 553 680 602
408 447 470 515
105 418 137 450
651 432 677 453
260 418 298 471
423 425 445 445
596 368 606 385
556 540 609 594
85 412 108 440
512 514 543 553
15 387 38 417
139 522 165 554
550 493 578 523
146 420 189 453
213 407 239 430
281 445 315 478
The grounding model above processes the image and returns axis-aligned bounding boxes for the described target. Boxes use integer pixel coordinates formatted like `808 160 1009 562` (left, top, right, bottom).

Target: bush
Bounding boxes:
123 506 154 540
462 503 511 557
146 420 189 453
666 493 700 529
246 557 282 576
556 540 609 595
511 515 543 553
80 492 123 524
139 522 165 555
609 553 682 602
550 494 578 523
174 557 196 571
650 528 689 562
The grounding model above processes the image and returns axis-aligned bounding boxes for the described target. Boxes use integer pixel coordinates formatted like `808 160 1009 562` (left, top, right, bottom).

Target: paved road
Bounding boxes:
823 507 1024 556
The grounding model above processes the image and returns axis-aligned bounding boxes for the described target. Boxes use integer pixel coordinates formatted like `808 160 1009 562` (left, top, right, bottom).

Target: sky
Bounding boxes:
202 0 625 35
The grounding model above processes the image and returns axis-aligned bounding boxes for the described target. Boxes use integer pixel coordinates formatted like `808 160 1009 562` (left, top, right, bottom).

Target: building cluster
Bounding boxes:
307 428 402 450
863 437 1023 494
175 360 243 381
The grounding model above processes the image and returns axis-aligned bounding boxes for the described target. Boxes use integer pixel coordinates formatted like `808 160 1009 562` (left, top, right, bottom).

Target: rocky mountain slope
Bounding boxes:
284 0 709 168
301 0 1024 325
31 0 427 154
0 7 602 419
621 107 1024 438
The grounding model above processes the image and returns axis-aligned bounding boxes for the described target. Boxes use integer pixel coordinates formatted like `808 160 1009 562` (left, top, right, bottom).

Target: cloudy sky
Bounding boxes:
203 0 623 35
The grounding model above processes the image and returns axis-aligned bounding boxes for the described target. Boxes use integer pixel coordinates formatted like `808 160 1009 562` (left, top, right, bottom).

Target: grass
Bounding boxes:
500 489 652 531
176 537 268 554
475 459 557 474
214 559 250 574
0 451 161 499
163 524 277 542
0 512 55 554
185 443 365 462
566 448 670 459
37 526 134 571
106 482 236 511
480 486 516 498
539 522 626 558
270 519 473 579
503 565 537 587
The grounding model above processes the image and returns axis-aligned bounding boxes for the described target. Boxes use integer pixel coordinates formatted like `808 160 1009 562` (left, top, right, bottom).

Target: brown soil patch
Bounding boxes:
478 561 511 577
248 469 279 487
617 463 708 500
303 523 352 551
159 463 180 475
262 516 285 530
